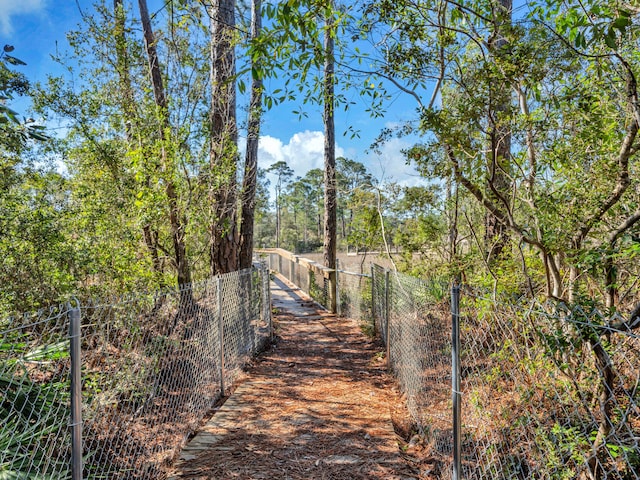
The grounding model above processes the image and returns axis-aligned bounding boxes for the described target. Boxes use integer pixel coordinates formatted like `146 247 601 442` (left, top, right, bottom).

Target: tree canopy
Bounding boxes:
2 3 640 477
1 0 639 319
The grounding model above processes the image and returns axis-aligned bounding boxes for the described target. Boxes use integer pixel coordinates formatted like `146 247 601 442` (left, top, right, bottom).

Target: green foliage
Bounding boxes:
0 45 48 154
389 184 444 275
0 47 59 311
269 158 387 254
280 168 323 252
534 423 589 479
26 0 214 296
363 0 640 307
0 0 635 338
1 333 71 479
0 378 71 479
537 1 633 50
256 0 390 125
355 276 375 336
0 168 78 313
346 188 383 252
308 270 326 305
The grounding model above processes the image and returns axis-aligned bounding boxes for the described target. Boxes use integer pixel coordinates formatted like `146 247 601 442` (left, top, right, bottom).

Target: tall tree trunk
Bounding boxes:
447 171 459 269
239 0 263 270
114 0 164 285
137 0 191 288
484 0 512 262
209 0 239 275
323 4 337 312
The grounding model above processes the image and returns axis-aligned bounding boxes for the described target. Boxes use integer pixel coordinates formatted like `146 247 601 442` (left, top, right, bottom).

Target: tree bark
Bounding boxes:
587 336 616 480
323 4 337 312
275 187 281 248
137 0 191 288
209 0 239 275
114 0 164 283
446 171 459 268
484 0 513 262
239 0 262 270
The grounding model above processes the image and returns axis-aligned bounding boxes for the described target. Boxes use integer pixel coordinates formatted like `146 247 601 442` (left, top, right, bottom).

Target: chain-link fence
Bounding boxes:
459 291 640 480
262 248 639 480
335 260 372 329
1 264 271 479
1 305 74 479
371 267 454 467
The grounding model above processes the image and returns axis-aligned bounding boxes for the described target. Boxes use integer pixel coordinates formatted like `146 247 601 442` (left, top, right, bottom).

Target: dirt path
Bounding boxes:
168 275 421 480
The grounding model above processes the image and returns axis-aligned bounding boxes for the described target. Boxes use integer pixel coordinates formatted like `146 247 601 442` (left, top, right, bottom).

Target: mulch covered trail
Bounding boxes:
169 275 425 480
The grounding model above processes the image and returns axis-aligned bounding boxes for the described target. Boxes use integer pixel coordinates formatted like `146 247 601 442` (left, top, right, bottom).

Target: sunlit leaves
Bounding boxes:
0 169 76 312
0 46 50 152
536 0 634 51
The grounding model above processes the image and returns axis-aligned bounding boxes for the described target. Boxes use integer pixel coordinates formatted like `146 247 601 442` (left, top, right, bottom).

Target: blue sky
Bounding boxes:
0 0 424 187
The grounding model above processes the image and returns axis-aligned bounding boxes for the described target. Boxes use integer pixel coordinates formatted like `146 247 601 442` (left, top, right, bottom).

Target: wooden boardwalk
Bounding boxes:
168 275 417 480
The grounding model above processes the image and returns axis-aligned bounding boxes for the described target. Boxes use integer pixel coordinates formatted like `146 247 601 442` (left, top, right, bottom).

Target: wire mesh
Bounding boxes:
380 269 453 465
371 264 388 342
80 282 220 479
0 264 271 480
291 257 310 295
0 305 73 479
253 250 640 478
336 268 372 329
219 267 272 391
459 292 640 480
309 268 329 308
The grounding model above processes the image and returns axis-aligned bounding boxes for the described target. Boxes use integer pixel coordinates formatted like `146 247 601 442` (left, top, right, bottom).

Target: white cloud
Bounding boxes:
363 136 422 187
0 0 46 36
243 129 425 202
258 130 345 178
254 129 422 189
257 135 286 166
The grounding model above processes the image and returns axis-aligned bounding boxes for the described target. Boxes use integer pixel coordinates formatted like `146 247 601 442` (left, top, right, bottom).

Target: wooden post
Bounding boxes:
328 269 337 313
371 264 376 337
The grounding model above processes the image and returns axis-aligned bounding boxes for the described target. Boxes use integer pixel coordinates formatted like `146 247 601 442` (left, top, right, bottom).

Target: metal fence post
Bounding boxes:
370 264 376 337
336 259 341 316
69 305 83 480
217 276 225 395
451 284 461 480
385 269 391 371
265 265 273 343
